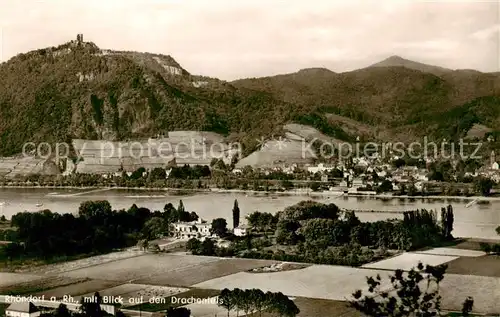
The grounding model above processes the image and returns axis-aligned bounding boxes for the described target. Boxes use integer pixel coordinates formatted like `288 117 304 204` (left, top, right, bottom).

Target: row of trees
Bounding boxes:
1 199 197 259
218 288 299 317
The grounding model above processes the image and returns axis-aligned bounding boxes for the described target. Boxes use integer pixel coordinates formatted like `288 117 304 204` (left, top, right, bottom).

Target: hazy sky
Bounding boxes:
0 0 499 80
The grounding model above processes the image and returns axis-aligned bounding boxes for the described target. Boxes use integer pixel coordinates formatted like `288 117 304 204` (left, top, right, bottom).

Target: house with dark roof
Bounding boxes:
5 302 40 317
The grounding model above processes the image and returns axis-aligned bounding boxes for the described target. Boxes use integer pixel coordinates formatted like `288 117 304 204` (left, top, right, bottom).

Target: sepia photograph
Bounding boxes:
0 1 499 316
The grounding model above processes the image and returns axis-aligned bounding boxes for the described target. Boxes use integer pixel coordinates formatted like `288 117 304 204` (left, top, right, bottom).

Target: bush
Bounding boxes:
492 244 500 254
479 242 492 253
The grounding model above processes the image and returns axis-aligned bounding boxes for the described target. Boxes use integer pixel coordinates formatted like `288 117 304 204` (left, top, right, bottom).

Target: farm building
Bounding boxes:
5 302 40 317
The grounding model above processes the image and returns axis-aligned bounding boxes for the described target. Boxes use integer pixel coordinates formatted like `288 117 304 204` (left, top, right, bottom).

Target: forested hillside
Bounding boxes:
233 56 500 142
0 38 499 157
0 37 352 156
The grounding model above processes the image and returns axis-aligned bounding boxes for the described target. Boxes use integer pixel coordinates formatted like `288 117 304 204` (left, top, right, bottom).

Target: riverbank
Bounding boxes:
0 185 497 202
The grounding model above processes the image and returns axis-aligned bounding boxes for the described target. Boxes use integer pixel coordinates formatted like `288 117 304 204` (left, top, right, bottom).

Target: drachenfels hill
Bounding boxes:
0 35 499 157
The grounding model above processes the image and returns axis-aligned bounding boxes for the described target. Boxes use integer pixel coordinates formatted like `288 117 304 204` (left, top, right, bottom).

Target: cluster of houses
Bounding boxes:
91 148 500 193
232 151 500 193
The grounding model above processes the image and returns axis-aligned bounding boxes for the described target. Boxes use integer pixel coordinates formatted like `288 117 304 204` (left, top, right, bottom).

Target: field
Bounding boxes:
446 255 500 277
246 297 366 317
59 254 276 287
27 250 145 275
0 276 87 295
440 274 500 314
414 247 485 257
450 238 500 251
361 252 458 270
291 297 365 317
135 258 278 287
59 254 218 283
0 273 44 287
33 280 122 299
194 265 393 301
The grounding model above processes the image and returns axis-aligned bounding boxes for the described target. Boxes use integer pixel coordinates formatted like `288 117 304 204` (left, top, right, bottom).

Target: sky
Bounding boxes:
0 0 499 80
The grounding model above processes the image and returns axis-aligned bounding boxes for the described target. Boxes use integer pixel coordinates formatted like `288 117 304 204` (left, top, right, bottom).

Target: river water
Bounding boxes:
0 188 498 240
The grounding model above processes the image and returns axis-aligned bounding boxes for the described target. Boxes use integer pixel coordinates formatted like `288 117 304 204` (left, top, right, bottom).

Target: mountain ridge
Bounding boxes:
0 37 499 160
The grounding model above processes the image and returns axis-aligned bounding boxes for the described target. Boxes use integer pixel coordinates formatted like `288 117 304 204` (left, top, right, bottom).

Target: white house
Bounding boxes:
377 170 388 178
173 220 212 239
6 302 40 317
492 162 499 170
233 224 249 236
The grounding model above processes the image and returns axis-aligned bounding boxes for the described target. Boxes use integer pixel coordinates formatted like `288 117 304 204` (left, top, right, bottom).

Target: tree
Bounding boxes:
269 292 300 317
177 200 185 214
351 263 473 317
78 200 112 220
250 289 266 317
309 182 321 192
130 167 146 180
137 239 149 251
232 199 240 229
149 167 166 181
275 220 300 245
474 177 494 196
440 205 454 240
377 180 393 193
80 292 103 317
166 307 190 317
211 218 228 237
186 238 201 254
239 289 254 316
247 212 277 233
142 217 168 239
218 288 235 317
462 297 474 316
392 158 406 168
54 303 71 317
229 288 243 317
200 238 216 255
300 219 339 248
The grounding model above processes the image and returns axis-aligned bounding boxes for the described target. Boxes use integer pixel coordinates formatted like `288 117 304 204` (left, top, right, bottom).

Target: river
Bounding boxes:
0 188 498 240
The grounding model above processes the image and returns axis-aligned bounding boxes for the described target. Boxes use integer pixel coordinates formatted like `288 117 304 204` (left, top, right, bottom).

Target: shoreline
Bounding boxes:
0 185 495 202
